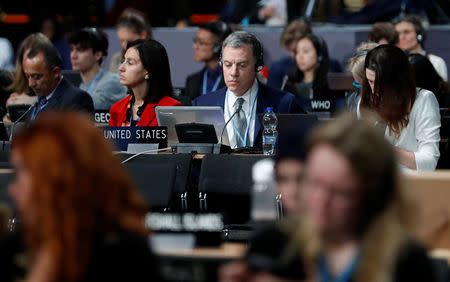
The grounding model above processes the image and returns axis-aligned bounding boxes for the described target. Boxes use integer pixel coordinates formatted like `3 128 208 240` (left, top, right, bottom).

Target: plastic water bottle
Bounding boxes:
251 159 277 221
262 107 278 155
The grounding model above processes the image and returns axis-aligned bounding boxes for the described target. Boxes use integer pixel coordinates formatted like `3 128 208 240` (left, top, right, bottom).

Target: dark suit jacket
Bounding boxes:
192 82 307 147
28 77 94 121
180 68 226 106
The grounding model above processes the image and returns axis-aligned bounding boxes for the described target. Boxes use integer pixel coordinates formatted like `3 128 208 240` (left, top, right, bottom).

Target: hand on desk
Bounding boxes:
6 92 37 107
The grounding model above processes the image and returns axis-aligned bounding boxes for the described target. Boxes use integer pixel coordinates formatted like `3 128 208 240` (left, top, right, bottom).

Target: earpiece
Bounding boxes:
254 40 264 72
417 33 423 42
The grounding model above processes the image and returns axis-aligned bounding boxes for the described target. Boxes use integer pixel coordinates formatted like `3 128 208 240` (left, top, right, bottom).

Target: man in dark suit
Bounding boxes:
179 21 231 106
193 31 308 149
22 42 94 121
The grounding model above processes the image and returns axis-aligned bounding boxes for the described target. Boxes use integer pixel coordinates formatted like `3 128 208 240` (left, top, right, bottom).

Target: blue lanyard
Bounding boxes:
225 87 259 146
318 251 360 282
202 70 221 95
30 98 48 121
86 69 104 94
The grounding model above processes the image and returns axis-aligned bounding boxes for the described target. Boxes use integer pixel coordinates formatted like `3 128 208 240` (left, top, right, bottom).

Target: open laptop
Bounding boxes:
155 106 230 146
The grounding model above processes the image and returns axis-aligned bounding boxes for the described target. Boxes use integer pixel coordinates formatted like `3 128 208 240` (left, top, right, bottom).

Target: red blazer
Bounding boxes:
109 95 181 126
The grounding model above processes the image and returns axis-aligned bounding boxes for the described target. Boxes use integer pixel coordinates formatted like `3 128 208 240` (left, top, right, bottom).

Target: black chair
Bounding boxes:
61 70 82 87
198 154 268 225
119 153 193 211
125 162 176 211
0 170 14 210
440 108 450 139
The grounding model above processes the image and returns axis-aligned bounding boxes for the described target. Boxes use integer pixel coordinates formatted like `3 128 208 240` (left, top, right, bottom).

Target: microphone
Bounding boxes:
219 102 243 145
9 102 38 141
280 75 288 91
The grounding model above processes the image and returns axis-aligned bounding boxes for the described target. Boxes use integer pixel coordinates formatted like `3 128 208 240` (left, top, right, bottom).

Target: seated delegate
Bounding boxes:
109 38 181 127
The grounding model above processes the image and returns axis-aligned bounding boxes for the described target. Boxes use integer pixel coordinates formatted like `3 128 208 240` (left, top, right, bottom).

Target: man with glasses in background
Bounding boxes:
179 21 232 105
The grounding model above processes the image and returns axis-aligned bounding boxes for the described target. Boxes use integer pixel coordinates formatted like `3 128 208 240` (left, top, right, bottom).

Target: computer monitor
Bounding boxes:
155 106 230 146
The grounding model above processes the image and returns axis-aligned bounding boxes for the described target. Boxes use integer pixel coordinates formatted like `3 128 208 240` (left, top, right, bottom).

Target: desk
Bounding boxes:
404 171 450 250
155 243 246 281
154 242 246 259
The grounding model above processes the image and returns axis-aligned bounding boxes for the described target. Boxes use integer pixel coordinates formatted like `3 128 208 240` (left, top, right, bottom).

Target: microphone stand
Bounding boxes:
219 104 242 145
9 102 37 141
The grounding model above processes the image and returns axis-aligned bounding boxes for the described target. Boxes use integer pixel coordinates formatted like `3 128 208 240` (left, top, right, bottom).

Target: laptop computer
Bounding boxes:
155 106 230 146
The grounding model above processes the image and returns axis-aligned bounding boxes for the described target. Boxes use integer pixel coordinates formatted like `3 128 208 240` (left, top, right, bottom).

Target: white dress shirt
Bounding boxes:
428 53 448 81
224 79 259 148
357 88 441 171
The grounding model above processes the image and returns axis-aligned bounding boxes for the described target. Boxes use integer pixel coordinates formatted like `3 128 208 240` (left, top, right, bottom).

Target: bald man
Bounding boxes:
22 42 93 121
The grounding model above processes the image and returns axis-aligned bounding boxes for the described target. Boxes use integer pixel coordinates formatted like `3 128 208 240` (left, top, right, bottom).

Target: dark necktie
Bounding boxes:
233 97 247 147
32 97 48 120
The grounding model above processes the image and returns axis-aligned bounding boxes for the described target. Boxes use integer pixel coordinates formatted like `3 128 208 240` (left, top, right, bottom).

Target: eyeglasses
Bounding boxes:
192 37 215 46
352 80 362 89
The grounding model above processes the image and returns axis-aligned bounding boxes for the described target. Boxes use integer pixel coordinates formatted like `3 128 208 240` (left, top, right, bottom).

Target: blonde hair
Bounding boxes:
347 42 378 80
304 113 416 282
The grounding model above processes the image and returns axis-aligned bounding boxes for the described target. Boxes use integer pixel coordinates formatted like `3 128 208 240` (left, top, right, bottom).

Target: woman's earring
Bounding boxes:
145 74 150 80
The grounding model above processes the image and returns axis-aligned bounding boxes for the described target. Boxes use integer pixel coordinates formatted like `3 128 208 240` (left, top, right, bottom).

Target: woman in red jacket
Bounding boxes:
109 38 181 126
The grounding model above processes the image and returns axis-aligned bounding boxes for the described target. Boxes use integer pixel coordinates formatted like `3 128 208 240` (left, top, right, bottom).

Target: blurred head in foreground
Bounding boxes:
9 111 149 281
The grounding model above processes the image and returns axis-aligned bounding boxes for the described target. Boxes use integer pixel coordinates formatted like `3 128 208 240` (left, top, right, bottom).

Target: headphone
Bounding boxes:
316 36 327 64
355 49 369 57
396 15 425 46
219 33 264 72
417 33 423 43
212 22 229 54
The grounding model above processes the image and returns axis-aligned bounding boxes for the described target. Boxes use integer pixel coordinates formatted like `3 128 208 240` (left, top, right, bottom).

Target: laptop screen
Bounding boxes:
155 106 230 146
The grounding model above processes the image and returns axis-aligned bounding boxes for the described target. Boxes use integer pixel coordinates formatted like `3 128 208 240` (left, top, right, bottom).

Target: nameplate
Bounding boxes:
103 126 168 151
145 212 224 232
311 99 334 111
94 110 110 123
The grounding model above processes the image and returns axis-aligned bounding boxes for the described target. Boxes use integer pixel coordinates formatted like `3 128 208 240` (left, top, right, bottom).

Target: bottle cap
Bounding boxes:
252 158 274 183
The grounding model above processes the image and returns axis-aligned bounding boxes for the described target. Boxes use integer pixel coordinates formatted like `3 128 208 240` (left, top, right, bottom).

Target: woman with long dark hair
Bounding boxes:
283 34 330 102
109 39 181 127
359 44 441 171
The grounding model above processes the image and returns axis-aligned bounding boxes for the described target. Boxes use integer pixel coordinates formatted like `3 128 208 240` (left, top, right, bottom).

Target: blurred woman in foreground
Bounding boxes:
7 112 158 281
220 114 437 282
